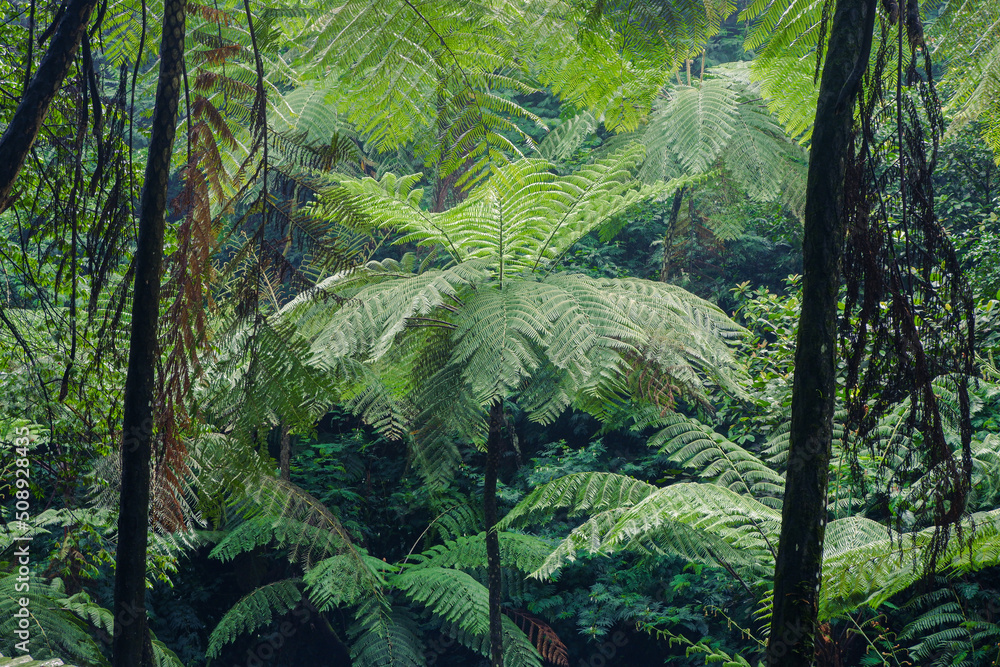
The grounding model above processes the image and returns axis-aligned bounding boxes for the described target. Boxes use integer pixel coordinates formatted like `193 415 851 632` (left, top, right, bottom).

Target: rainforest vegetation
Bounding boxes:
1 0 1000 665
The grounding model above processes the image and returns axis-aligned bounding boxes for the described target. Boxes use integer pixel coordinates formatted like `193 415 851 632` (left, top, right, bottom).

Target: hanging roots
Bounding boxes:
840 6 975 578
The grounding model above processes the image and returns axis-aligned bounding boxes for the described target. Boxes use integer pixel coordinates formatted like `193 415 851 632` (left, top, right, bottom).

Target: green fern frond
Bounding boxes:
0 575 107 665
500 472 657 530
348 598 426 667
439 616 543 667
206 579 304 658
406 532 553 573
934 0 1000 158
395 566 491 636
648 413 785 504
303 554 393 612
653 81 741 174
819 509 1000 620
537 112 598 162
899 587 1000 664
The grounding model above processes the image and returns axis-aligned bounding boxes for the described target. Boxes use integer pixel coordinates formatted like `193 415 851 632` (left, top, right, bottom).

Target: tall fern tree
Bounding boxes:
279 144 746 665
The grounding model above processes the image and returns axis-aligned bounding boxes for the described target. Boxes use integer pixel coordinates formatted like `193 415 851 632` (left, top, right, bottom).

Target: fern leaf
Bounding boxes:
348 598 426 667
395 566 491 636
206 579 304 658
500 472 657 530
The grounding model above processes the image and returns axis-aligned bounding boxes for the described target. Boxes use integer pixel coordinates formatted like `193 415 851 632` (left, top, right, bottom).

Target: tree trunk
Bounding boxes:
0 0 100 212
279 423 291 481
765 0 875 665
484 401 504 667
111 0 186 665
660 187 686 282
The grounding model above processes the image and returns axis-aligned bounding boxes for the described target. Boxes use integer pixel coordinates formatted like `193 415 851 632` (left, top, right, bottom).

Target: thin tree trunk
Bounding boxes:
0 0 100 212
112 0 186 664
279 423 291 481
660 187 686 282
765 0 875 665
485 401 504 667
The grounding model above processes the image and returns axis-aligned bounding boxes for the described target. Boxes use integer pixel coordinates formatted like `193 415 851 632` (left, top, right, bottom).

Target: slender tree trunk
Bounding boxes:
765 1 875 665
485 401 504 667
111 0 186 665
660 187 686 282
0 0 100 212
279 423 291 481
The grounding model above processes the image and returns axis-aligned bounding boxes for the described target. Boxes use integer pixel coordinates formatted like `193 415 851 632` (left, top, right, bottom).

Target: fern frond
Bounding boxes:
348 598 426 667
303 553 392 612
537 111 598 162
505 608 569 666
500 472 657 530
819 509 1000 619
648 413 785 504
395 566 491 636
439 616 543 667
206 579 304 658
406 532 553 574
0 575 107 665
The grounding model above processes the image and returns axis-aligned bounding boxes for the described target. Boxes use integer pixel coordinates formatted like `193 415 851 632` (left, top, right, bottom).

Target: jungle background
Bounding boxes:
1 0 1000 665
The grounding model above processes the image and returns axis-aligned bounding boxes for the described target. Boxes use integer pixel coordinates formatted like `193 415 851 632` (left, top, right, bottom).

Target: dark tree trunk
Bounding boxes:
111 0 186 665
279 423 291 481
485 401 504 667
660 187 686 282
0 0 99 212
765 0 876 665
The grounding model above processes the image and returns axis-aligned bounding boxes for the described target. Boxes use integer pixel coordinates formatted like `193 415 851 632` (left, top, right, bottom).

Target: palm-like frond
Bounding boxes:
636 68 807 212
500 472 656 530
348 599 426 667
507 476 779 581
310 144 660 276
438 616 544 667
898 587 1000 665
933 0 1000 157
820 509 1000 619
395 567 492 635
523 0 732 133
405 532 553 573
303 554 393 611
649 413 785 505
284 156 747 477
0 575 106 665
739 0 825 140
294 0 542 178
206 579 304 658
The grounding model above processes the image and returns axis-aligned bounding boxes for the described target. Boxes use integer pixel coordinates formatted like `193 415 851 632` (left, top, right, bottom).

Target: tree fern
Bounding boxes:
303 553 393 612
536 111 598 163
276 143 748 665
504 475 779 581
635 67 807 213
308 143 662 276
500 472 658 531
293 0 542 182
57 592 183 667
285 154 747 476
820 509 1000 620
934 0 1000 158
